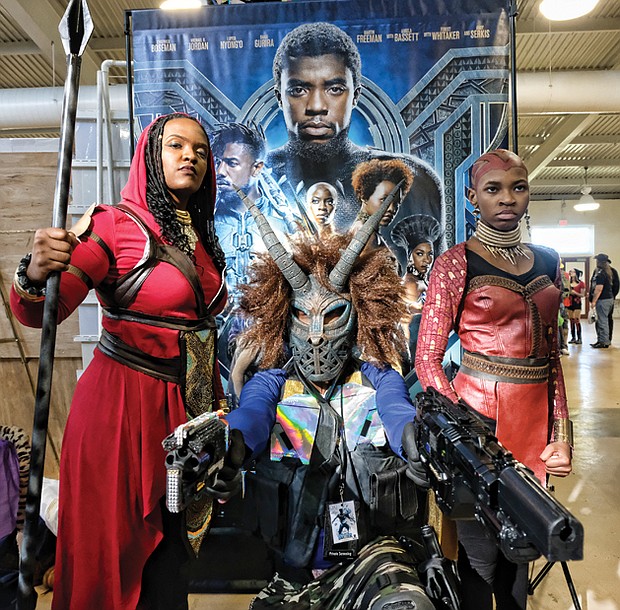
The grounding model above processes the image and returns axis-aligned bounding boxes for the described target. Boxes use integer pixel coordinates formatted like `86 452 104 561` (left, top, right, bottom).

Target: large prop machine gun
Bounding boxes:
414 388 583 564
162 411 229 512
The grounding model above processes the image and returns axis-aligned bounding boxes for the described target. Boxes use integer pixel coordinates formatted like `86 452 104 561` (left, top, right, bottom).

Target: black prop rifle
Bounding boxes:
414 387 583 563
17 2 93 608
413 387 584 608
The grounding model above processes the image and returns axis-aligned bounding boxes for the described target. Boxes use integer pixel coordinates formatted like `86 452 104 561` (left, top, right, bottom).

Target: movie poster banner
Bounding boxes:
131 0 510 380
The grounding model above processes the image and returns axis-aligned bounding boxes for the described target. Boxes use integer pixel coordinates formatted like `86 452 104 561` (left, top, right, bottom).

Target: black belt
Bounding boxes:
98 328 182 383
102 307 216 331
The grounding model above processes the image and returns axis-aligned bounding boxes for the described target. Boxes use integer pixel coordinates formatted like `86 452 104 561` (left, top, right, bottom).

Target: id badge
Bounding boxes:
323 500 359 561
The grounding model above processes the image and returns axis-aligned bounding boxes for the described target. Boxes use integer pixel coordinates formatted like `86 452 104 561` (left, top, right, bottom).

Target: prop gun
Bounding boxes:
162 411 229 512
415 388 583 564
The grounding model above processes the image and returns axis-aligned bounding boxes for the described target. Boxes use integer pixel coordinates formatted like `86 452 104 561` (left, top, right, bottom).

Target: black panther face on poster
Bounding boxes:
130 0 510 378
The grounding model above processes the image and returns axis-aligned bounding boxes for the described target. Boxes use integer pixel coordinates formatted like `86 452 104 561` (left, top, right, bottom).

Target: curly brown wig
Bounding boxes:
238 231 406 370
351 159 414 202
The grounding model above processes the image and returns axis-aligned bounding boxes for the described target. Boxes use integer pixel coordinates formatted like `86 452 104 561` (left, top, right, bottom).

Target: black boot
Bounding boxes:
576 323 582 344
568 321 577 344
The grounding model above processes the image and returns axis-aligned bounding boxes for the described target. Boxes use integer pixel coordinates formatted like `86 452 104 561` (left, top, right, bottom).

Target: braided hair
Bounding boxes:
391 214 442 258
144 113 226 272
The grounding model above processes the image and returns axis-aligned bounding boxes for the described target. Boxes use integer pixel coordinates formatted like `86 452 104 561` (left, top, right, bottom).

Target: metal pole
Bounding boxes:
125 10 136 160
509 0 519 154
101 61 118 203
97 67 104 204
97 59 126 204
17 1 93 607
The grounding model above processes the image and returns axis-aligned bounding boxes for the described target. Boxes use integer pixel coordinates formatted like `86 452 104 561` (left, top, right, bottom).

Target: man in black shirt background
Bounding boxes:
589 253 616 348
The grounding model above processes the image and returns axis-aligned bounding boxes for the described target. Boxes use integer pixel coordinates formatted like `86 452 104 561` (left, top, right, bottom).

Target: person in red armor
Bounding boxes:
10 114 231 610
415 149 572 610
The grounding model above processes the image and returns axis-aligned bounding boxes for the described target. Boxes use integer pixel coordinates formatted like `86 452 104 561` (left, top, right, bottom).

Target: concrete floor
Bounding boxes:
33 323 620 609
526 322 620 610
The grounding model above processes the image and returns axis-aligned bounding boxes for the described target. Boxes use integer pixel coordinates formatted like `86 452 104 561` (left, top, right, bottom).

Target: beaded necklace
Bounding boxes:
176 208 198 252
474 222 530 266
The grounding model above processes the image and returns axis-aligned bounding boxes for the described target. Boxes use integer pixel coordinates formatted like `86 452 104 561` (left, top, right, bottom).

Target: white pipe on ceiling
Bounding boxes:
0 85 128 131
516 70 620 115
0 70 619 131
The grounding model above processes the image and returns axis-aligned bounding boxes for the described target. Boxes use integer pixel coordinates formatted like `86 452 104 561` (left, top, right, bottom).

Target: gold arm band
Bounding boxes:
553 418 574 446
66 264 93 289
12 274 45 303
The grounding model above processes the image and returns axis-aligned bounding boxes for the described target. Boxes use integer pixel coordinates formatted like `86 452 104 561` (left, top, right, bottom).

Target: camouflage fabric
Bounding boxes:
249 536 435 610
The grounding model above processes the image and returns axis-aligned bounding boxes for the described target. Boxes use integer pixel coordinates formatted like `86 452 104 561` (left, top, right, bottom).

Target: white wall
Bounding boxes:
529 199 620 266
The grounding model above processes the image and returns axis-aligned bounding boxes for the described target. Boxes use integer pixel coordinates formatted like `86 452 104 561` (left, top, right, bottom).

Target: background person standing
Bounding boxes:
567 268 585 345
589 253 615 348
609 260 619 341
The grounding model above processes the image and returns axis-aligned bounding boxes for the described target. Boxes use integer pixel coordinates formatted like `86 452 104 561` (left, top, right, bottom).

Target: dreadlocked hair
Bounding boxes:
238 232 407 370
144 113 226 271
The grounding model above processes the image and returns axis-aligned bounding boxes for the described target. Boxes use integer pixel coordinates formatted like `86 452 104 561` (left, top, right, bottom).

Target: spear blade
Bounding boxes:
17 1 93 608
59 0 94 56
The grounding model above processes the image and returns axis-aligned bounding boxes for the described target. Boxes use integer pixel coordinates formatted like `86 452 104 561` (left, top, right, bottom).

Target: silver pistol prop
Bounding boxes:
162 411 229 512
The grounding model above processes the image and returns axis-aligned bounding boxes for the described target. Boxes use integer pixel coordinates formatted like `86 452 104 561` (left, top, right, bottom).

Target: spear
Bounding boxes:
17 1 93 607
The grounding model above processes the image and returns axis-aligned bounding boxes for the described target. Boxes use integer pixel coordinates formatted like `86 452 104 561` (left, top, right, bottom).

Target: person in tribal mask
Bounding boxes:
224 186 442 610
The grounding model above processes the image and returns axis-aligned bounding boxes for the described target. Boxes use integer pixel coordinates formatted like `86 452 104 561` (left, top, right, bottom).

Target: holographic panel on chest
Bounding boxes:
270 380 385 464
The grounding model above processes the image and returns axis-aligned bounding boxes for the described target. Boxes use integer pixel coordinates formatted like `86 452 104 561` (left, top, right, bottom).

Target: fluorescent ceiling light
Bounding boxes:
160 0 202 10
539 0 599 21
573 186 600 212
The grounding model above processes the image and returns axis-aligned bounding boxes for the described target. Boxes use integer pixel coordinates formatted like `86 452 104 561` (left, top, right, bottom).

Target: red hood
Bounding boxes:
119 114 217 237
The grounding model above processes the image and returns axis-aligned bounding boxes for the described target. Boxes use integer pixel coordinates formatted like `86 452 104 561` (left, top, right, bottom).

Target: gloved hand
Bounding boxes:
402 421 430 489
206 428 246 502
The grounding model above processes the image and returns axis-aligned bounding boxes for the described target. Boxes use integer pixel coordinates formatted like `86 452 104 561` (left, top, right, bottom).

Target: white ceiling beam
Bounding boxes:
547 159 620 168
521 135 620 146
517 71 620 114
531 178 620 188
516 17 620 34
0 37 124 55
0 41 39 55
523 113 600 179
89 37 124 52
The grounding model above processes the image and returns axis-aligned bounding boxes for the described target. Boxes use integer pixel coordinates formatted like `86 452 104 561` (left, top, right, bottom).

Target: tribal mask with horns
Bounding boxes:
234 182 404 384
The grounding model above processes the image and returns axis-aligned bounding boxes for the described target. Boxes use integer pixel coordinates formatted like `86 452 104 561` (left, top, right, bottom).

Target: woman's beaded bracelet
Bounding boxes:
13 253 46 302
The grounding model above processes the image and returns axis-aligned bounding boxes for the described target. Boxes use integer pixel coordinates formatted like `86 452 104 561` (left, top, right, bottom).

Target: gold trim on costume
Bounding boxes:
282 371 364 400
282 379 304 399
474 223 530 266
427 492 458 561
66 264 93 289
467 274 553 299
176 209 192 224
461 351 549 383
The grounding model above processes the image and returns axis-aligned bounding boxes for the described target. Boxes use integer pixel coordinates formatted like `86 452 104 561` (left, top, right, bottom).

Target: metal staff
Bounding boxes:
17 1 93 607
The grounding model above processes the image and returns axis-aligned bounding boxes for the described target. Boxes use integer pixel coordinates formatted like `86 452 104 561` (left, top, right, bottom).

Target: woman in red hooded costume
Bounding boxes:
11 114 227 609
415 150 572 610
